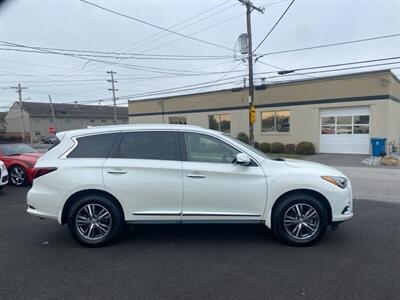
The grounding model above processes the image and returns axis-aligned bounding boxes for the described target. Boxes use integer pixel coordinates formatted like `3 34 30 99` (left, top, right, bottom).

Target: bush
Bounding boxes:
253 141 260 149
283 144 296 154
270 142 284 153
259 142 270 153
296 141 315 155
236 132 249 144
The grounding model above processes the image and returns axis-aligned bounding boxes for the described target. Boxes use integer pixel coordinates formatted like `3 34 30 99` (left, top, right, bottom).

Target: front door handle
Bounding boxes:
107 170 127 175
187 173 206 179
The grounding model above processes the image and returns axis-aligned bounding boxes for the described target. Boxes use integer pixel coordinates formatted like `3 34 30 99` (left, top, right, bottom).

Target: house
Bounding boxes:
0 112 6 134
4 102 128 142
128 69 400 154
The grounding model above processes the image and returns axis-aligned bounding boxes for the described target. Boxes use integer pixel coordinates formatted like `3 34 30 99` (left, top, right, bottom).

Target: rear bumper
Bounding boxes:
27 187 62 223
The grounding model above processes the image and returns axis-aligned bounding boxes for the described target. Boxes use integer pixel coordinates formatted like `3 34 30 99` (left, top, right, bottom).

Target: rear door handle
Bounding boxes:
107 170 127 175
187 174 206 179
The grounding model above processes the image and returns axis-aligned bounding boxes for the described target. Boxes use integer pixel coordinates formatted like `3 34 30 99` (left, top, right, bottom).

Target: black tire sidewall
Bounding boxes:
273 194 328 246
67 195 124 247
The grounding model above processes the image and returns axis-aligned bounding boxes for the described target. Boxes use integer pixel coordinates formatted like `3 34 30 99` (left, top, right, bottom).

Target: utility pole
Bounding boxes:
10 83 27 142
239 0 264 145
107 70 118 124
48 95 57 131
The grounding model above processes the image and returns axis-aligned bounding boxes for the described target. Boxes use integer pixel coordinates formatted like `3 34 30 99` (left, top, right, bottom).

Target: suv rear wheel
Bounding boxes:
272 193 328 246
67 195 124 247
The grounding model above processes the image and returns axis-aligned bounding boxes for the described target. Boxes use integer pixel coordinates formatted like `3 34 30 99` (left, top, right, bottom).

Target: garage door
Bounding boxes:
320 107 370 154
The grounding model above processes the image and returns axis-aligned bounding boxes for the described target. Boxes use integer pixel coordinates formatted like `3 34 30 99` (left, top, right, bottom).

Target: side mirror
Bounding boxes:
235 153 251 166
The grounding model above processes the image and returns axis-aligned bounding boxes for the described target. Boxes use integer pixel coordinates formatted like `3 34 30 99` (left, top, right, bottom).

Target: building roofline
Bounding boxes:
129 69 396 104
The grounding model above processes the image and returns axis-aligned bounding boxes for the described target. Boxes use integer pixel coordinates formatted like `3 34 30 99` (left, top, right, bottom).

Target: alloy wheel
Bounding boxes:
283 203 320 240
75 204 112 240
10 167 25 186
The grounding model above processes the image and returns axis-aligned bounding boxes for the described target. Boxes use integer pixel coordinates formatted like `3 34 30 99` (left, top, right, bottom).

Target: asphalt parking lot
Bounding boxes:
0 186 399 300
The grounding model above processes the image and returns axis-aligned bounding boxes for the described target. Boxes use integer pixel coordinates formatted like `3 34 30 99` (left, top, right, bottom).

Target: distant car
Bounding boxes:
0 160 8 190
0 144 42 186
28 124 353 247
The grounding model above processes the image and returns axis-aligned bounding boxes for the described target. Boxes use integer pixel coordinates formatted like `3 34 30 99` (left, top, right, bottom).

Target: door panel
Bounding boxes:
103 159 183 222
103 131 183 222
181 132 267 221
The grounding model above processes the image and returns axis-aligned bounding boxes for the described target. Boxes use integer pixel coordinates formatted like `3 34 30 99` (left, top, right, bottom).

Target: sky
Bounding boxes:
0 0 399 111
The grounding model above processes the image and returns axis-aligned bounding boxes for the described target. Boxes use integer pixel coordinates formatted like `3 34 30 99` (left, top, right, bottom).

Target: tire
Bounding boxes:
9 165 27 186
67 194 125 247
272 193 328 246
0 186 3 190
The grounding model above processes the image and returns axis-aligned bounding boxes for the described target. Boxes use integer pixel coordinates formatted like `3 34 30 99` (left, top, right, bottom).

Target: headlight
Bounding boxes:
321 176 348 189
0 164 5 171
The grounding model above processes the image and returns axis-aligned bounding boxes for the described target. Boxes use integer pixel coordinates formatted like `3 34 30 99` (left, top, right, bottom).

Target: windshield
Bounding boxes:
223 134 271 160
0 144 38 156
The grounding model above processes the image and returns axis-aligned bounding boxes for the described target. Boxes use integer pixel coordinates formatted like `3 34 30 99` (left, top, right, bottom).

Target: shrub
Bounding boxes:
270 142 284 153
253 141 260 149
236 132 249 144
296 141 315 155
283 144 296 154
259 142 270 153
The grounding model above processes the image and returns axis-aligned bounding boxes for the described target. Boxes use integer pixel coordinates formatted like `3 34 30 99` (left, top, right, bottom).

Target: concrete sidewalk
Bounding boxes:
337 166 400 203
304 154 370 167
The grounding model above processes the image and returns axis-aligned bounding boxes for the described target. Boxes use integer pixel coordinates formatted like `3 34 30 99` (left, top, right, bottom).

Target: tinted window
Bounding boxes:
113 131 178 161
184 133 239 163
68 133 120 158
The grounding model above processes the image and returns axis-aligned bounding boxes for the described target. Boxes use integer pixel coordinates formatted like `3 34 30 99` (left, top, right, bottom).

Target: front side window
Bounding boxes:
169 116 187 125
184 133 239 164
208 114 230 133
261 110 290 133
68 133 120 158
113 131 178 161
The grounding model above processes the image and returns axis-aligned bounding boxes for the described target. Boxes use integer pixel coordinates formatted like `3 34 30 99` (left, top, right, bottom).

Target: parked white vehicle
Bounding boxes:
27 124 353 247
0 160 9 189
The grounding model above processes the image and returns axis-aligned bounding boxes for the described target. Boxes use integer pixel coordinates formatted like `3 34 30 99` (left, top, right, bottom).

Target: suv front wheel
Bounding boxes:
67 195 124 247
272 193 328 246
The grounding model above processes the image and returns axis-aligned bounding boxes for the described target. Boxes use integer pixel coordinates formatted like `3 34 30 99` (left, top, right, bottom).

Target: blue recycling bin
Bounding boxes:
371 138 386 156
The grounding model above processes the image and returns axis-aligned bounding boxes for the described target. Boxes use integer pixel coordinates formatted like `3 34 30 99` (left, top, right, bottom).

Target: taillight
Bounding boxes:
33 167 57 179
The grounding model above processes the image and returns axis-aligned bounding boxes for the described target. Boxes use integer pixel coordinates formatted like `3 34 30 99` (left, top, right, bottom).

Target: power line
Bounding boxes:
0 46 232 60
142 12 245 54
53 0 236 77
65 60 400 105
253 0 296 53
126 2 239 53
256 33 400 59
257 56 400 73
80 0 234 52
0 41 240 75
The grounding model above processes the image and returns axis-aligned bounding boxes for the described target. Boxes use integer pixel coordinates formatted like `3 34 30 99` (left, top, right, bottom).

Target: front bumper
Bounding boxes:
329 181 354 223
0 169 8 186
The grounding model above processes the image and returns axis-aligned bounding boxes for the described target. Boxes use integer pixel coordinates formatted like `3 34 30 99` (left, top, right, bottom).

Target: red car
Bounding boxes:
0 144 43 186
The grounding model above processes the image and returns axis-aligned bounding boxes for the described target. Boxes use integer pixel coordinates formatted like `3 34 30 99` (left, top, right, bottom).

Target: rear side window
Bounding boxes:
112 131 178 161
68 133 120 158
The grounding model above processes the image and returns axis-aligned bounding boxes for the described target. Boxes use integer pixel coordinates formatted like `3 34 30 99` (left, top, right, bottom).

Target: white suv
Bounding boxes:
27 124 353 247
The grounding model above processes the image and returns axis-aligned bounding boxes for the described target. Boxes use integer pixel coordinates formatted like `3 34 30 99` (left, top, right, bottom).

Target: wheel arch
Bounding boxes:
61 189 125 224
271 189 332 226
